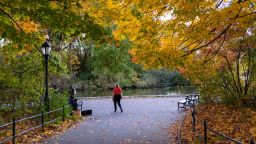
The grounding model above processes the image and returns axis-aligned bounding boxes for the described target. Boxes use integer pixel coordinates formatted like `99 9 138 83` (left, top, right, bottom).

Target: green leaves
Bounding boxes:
50 52 69 74
92 39 134 79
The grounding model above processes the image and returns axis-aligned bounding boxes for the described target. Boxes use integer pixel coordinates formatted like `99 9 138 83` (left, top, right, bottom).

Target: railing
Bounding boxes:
190 104 244 144
203 121 242 144
0 105 67 144
178 115 185 144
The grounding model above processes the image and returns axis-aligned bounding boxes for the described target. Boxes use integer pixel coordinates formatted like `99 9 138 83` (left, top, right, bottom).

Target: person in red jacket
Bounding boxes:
112 83 123 112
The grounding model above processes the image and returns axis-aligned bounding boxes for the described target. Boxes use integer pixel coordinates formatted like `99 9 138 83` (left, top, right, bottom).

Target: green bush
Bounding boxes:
49 89 72 118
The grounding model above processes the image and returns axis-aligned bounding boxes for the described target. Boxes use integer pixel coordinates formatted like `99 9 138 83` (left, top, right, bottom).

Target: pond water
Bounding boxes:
76 86 197 97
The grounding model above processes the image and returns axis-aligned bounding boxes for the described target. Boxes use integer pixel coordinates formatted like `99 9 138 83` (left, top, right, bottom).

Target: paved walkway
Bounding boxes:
45 97 184 144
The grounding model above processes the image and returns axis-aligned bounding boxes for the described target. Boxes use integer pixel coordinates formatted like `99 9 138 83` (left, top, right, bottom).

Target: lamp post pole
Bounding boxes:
44 53 49 111
41 41 51 111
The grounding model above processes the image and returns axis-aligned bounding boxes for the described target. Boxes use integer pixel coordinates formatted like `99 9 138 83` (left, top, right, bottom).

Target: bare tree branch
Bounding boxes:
203 32 227 63
216 0 224 9
183 24 231 56
237 12 256 18
182 8 243 56
0 7 23 32
223 54 240 94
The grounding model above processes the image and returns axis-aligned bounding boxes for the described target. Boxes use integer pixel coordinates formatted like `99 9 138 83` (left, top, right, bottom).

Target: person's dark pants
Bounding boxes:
113 95 123 112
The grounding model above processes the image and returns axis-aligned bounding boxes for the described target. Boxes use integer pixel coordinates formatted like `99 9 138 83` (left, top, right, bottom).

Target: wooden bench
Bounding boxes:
186 94 199 106
178 98 188 109
178 94 199 109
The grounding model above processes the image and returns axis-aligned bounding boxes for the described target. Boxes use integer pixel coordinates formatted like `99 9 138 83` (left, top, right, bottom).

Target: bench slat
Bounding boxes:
178 100 187 103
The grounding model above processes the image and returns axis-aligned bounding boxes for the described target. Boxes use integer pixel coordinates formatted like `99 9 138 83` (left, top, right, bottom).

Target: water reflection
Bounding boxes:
76 86 197 97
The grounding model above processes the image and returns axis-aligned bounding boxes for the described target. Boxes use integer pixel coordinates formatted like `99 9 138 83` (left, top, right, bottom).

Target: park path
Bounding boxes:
44 97 184 144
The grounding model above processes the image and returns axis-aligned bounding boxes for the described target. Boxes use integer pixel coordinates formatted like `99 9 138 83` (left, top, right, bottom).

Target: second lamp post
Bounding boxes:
41 41 51 111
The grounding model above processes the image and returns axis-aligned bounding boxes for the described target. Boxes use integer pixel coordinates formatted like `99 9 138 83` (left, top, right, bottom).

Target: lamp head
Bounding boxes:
41 41 51 55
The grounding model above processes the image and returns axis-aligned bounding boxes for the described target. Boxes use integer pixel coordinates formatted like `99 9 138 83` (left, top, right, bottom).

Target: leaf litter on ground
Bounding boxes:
169 104 256 143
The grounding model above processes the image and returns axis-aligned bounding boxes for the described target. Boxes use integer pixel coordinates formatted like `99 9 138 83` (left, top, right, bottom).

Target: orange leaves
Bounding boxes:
177 66 185 74
113 30 126 41
171 104 256 143
18 20 39 33
131 57 137 63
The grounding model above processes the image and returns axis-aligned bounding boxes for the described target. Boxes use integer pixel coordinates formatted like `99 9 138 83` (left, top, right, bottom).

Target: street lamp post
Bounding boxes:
41 41 51 111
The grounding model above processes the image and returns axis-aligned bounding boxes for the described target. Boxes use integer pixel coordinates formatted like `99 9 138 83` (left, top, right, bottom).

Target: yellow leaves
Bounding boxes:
49 1 59 9
106 0 119 9
113 21 141 41
79 0 143 42
18 20 39 33
80 1 90 10
43 130 54 135
82 0 126 26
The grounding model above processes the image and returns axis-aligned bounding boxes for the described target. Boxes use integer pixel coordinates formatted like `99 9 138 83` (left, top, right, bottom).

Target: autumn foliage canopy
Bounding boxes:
0 0 255 104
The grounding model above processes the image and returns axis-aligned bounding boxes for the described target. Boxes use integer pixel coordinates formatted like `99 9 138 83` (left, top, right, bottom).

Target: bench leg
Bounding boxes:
178 102 187 109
